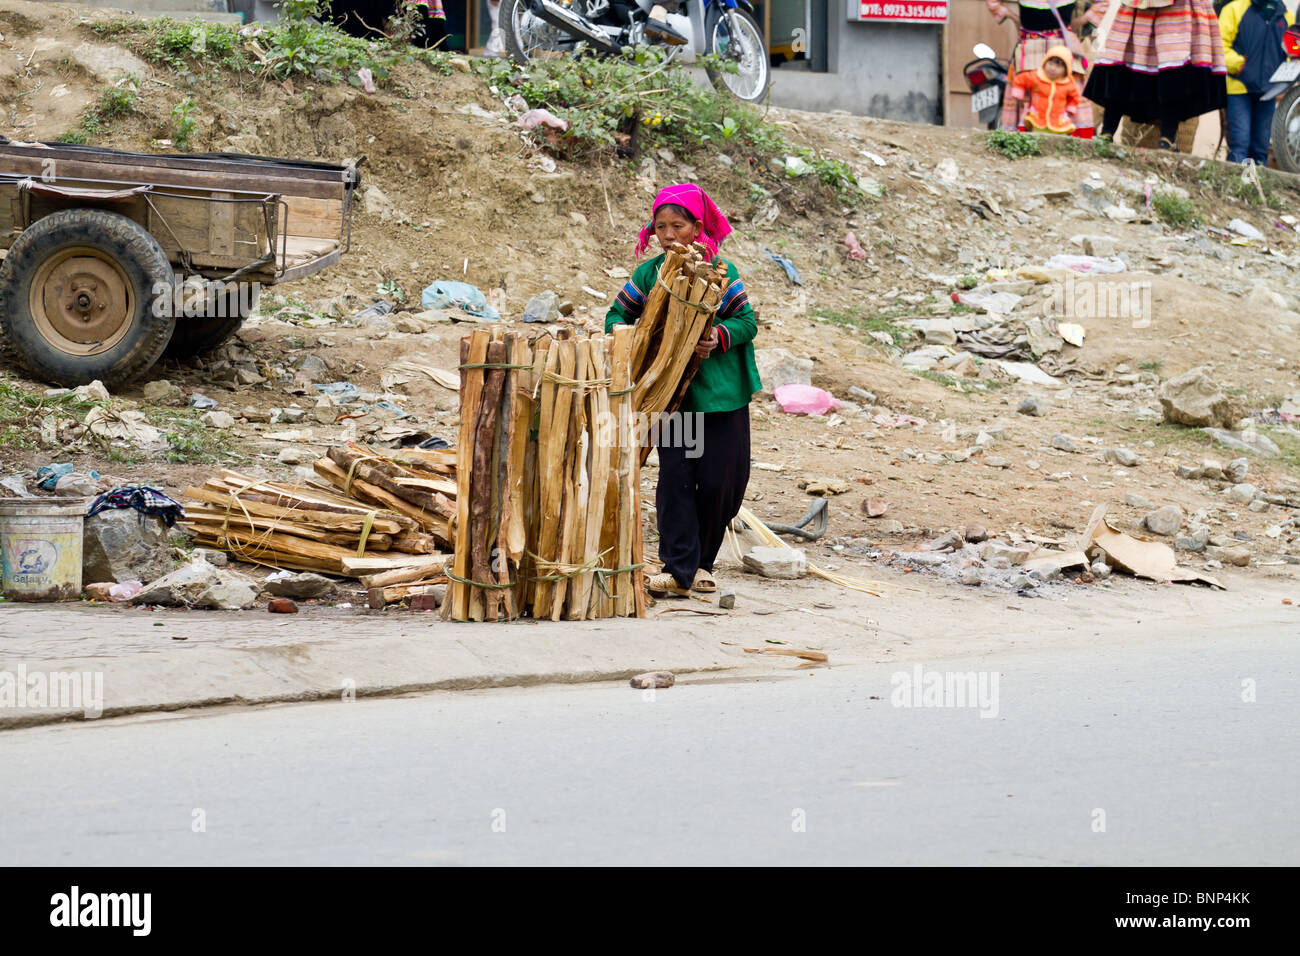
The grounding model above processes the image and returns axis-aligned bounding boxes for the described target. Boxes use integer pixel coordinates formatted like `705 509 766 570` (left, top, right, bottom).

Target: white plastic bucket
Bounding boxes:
0 497 87 602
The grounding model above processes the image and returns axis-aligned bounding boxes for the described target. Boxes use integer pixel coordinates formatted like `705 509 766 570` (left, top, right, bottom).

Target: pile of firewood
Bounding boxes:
182 470 446 578
311 444 456 550
445 326 645 621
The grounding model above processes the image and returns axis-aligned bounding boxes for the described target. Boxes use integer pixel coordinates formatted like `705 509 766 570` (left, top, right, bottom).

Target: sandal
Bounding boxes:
1157 137 1180 152
692 568 717 593
646 572 689 598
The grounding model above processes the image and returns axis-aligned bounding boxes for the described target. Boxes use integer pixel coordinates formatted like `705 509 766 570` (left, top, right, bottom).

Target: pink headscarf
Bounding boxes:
634 183 733 261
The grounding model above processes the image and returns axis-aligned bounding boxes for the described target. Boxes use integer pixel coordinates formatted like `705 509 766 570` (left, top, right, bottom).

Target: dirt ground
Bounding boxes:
2 0 1299 609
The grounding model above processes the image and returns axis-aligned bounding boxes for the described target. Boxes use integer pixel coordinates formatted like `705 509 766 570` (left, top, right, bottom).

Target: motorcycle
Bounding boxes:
499 0 771 104
964 42 1008 130
1263 23 1300 172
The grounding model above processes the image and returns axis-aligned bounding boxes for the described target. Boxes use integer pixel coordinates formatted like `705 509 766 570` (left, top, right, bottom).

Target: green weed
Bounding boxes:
1152 191 1198 227
986 130 1042 160
171 95 199 150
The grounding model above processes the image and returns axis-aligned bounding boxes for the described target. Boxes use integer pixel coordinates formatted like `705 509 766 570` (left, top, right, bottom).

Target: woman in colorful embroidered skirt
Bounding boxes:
1082 0 1227 149
985 0 1097 136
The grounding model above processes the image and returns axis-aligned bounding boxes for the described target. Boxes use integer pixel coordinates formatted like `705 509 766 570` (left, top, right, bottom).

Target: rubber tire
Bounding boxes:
0 209 175 388
502 0 551 67
164 282 261 358
1270 84 1300 174
704 7 771 104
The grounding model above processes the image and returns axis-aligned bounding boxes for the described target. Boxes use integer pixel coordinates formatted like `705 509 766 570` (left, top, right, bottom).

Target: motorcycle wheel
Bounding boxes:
501 0 576 65
1270 84 1300 174
704 6 770 104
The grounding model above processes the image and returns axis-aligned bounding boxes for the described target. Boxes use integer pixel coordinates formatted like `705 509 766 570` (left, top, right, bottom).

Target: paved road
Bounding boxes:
2 626 1296 865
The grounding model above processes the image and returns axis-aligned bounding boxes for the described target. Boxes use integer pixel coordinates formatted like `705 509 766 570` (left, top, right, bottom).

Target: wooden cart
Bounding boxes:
0 139 359 387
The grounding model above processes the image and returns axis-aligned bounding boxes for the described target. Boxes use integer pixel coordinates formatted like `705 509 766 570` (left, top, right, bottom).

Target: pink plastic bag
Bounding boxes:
774 384 841 415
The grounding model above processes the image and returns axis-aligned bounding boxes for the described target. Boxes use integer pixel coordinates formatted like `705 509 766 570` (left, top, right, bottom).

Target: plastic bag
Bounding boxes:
774 384 842 415
420 281 501 321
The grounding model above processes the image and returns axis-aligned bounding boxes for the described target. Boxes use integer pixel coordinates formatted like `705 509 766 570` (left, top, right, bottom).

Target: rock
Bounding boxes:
923 319 958 345
277 446 315 465
799 475 850 496
1050 433 1077 453
718 588 736 610
522 291 560 324
877 519 906 535
964 525 988 543
1090 559 1111 579
1199 459 1224 480
277 407 307 424
1158 368 1238 428
1176 465 1203 480
1083 236 1117 257
1224 458 1249 483
742 546 807 579
133 560 258 610
985 456 1012 469
1144 505 1183 537
312 397 337 425
394 317 425 334
142 380 180 404
1226 482 1258 504
1176 528 1210 553
364 184 397 223
1026 562 1062 583
928 530 964 552
267 597 299 613
1124 493 1155 510
1206 545 1251 567
265 572 337 599
981 541 1032 565
1017 396 1046 416
294 354 329 381
202 410 236 429
82 509 174 584
195 548 227 567
629 671 675 689
1104 448 1141 467
754 348 813 391
848 386 876 403
241 407 272 423
1249 499 1270 513
958 567 983 586
1202 428 1280 458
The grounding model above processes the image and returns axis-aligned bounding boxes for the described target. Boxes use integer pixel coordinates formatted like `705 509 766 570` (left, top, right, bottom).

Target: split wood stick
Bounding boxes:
359 559 449 589
497 332 531 619
218 471 392 515
341 553 448 575
184 534 342 575
449 330 489 620
554 338 590 620
470 337 508 622
642 275 712 416
575 337 611 619
629 246 685 375
521 336 550 612
533 340 571 619
183 511 393 551
632 272 689 412
611 326 637 617
366 576 449 605
388 529 441 554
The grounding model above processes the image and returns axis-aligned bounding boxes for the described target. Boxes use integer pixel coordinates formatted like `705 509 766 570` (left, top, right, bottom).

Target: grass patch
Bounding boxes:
479 47 863 203
812 305 914 347
1126 419 1217 454
986 130 1042 160
143 407 240 464
1262 428 1300 476
1151 191 1198 228
1197 161 1289 210
1138 359 1163 373
57 75 139 144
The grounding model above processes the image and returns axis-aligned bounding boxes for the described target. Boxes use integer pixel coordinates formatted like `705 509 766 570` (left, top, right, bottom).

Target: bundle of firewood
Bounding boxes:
182 470 446 579
445 326 645 622
629 242 729 457
311 444 456 550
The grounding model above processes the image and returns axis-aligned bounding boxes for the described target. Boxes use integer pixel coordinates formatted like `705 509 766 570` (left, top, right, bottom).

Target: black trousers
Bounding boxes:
655 406 751 589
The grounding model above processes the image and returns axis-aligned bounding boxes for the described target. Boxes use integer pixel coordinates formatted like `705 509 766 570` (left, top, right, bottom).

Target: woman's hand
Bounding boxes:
694 328 719 358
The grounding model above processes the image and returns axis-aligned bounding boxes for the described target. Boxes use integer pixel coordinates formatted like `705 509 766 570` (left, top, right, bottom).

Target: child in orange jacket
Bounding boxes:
1009 44 1080 135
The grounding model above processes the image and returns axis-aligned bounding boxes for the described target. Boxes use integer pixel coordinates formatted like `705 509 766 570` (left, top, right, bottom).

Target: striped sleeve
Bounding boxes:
614 280 646 318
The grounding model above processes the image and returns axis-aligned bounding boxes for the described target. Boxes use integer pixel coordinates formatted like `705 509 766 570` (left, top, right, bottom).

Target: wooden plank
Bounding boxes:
209 191 235 256
450 330 490 621
283 195 344 240
341 553 448 575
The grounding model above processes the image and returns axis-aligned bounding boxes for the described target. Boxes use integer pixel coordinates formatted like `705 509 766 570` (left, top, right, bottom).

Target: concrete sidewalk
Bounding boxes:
1 562 1289 728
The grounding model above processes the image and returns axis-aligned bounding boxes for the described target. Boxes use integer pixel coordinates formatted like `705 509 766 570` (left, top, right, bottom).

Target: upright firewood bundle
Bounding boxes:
445 326 645 622
628 242 729 459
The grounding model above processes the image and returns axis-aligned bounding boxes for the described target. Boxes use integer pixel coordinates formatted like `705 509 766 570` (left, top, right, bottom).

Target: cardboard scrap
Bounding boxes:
1082 504 1224 588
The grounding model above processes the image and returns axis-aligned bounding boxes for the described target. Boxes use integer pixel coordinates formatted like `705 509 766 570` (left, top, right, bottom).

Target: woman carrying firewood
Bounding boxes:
604 184 761 598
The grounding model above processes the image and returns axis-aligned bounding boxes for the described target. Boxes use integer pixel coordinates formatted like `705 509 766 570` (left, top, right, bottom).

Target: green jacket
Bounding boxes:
604 254 761 414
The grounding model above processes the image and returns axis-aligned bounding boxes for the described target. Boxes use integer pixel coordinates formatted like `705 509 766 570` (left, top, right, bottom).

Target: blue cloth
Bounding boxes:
1234 3 1290 95
420 281 501 321
762 248 802 286
86 485 185 528
1226 93 1277 165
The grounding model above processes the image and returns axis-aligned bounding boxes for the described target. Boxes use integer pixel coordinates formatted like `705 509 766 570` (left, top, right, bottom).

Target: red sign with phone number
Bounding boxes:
853 0 949 23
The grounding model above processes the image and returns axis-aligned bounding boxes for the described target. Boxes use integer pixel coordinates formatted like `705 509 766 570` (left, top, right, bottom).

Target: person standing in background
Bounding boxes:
1219 0 1296 163
1083 0 1228 150
986 0 1097 135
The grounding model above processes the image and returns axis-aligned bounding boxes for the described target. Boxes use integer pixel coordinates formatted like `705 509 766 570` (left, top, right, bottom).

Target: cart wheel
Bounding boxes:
0 209 175 387
165 282 261 358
